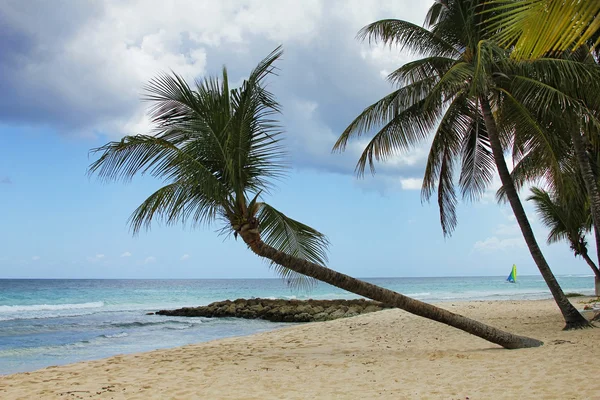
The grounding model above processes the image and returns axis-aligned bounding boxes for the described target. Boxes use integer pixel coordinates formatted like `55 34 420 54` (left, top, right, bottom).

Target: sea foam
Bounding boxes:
0 301 105 313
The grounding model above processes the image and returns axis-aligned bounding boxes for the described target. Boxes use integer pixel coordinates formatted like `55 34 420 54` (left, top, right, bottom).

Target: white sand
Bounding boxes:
1 298 599 399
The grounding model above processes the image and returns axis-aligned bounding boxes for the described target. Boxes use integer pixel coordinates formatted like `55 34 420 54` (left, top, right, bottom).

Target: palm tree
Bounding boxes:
485 0 600 275
499 46 600 295
498 49 600 274
483 0 600 285
528 186 600 295
483 1 600 276
486 0 600 60
333 0 596 328
88 47 543 348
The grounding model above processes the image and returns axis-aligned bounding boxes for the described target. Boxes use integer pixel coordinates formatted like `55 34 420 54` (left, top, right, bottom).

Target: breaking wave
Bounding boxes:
0 302 105 313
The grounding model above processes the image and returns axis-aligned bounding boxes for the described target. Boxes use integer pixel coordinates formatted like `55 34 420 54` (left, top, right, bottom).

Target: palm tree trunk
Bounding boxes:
237 229 543 349
480 97 590 329
581 252 600 296
570 129 600 272
581 252 600 279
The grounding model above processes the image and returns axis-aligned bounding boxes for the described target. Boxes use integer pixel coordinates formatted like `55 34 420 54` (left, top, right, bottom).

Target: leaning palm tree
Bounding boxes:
528 186 600 295
486 0 600 60
88 47 542 348
333 0 596 328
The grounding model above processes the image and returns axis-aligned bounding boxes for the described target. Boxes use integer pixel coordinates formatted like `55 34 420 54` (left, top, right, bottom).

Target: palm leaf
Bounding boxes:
458 101 495 202
352 96 444 177
485 0 600 60
387 56 456 86
422 93 472 236
128 181 224 234
332 77 438 154
357 19 461 58
257 203 330 289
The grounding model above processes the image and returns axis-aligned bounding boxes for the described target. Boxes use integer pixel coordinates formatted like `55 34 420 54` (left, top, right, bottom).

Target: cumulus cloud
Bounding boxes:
473 236 525 252
180 254 190 261
120 251 132 257
142 256 156 264
400 178 423 190
495 223 520 236
0 0 432 190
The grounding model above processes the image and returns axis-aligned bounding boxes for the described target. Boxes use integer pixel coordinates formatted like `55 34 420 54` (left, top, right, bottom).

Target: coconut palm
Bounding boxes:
486 0 600 60
88 47 542 348
486 1 600 267
499 48 600 270
484 0 600 280
333 0 597 328
528 186 600 295
498 45 600 288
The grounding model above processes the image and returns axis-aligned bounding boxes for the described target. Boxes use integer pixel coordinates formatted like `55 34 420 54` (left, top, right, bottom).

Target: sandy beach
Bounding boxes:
1 298 599 399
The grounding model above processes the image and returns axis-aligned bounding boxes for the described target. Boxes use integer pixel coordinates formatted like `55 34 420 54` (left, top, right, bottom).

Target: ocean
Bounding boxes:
0 275 595 375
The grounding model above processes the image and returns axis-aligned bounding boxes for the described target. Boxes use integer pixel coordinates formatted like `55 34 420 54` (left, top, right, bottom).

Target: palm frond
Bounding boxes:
485 0 600 60
527 185 591 251
333 77 438 154
88 134 224 187
458 102 495 202
225 46 287 196
528 186 569 244
357 19 461 58
496 88 563 189
424 1 447 28
128 181 224 234
387 56 457 86
423 61 473 108
422 93 471 236
257 203 330 290
352 96 444 177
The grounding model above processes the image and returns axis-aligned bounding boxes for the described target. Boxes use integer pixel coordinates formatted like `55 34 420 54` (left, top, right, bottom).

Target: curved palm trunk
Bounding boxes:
581 252 600 296
581 252 600 278
237 228 543 349
481 97 590 329
570 129 600 273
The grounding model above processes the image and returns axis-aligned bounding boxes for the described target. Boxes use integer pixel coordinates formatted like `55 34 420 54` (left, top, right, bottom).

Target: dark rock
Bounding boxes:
145 312 155 315
156 298 393 323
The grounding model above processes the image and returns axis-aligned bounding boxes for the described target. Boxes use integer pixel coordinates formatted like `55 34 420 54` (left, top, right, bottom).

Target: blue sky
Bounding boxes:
0 0 594 279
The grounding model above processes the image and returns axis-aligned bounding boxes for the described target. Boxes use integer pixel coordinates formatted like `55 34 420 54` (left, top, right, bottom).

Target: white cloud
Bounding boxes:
495 223 520 236
142 256 156 264
120 251 132 257
31 256 40 261
1 0 433 191
180 254 190 261
473 236 525 252
400 178 423 190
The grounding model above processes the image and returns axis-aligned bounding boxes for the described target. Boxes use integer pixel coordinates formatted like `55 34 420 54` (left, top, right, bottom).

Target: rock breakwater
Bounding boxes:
156 298 393 322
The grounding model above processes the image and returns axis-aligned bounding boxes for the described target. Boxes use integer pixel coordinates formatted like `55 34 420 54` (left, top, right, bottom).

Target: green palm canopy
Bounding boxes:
89 47 328 290
333 0 599 328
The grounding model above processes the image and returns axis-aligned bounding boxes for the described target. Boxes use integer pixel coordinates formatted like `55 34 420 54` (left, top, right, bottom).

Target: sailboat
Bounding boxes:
506 264 517 283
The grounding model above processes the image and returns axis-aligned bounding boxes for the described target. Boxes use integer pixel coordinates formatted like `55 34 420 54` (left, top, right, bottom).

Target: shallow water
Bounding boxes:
0 275 594 375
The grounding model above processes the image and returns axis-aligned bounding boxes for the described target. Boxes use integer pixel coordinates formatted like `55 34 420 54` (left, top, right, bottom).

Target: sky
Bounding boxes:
0 0 595 279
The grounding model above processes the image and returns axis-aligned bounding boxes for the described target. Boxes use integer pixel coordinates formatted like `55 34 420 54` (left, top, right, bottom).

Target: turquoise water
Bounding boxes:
0 275 595 375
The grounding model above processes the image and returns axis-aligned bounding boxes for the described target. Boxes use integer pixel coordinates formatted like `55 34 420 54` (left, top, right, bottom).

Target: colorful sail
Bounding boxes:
506 264 517 283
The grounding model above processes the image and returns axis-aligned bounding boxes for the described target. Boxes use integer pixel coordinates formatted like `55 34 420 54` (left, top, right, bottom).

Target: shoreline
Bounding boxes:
1 298 599 399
